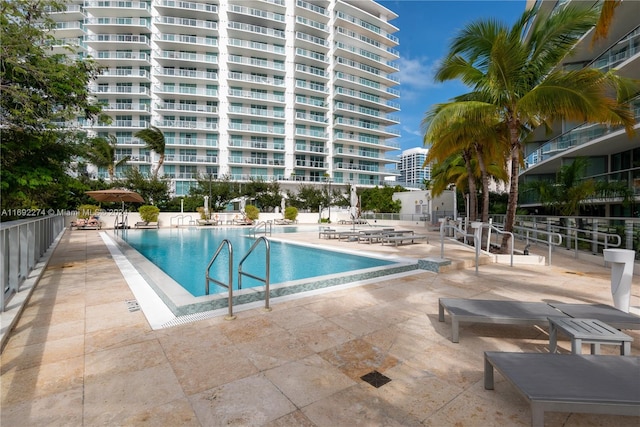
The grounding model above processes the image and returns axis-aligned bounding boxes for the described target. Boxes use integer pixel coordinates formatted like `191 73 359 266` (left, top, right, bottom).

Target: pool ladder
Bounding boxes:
205 236 271 320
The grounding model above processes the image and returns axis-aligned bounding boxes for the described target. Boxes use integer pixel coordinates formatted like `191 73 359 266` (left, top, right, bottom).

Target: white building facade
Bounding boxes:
49 0 401 195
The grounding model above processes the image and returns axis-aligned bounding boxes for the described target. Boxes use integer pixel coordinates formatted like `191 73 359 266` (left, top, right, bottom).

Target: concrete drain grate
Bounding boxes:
360 370 391 388
126 300 140 312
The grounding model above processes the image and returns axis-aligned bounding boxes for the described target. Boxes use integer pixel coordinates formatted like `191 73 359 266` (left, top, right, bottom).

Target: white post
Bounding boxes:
603 249 635 313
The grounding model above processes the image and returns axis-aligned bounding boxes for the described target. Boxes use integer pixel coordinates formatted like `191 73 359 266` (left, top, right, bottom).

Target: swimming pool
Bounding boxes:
120 227 395 297
112 227 419 316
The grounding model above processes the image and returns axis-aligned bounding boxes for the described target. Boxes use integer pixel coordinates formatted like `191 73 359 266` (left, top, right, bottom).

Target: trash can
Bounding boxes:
603 249 635 313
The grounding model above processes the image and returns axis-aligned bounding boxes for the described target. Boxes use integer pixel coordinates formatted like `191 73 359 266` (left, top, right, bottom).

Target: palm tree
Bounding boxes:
84 135 128 182
433 4 636 252
424 102 509 226
134 126 165 179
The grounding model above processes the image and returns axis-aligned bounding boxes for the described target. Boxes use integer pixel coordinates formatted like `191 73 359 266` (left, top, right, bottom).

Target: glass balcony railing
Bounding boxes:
524 97 640 169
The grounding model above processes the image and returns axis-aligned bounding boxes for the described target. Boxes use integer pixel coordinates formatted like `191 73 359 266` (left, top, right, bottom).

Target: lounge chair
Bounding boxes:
134 221 159 229
274 218 293 225
438 298 640 343
484 352 640 427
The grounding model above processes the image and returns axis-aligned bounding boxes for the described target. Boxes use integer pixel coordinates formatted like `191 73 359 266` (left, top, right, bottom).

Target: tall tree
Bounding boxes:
0 0 103 211
134 126 166 179
433 4 636 252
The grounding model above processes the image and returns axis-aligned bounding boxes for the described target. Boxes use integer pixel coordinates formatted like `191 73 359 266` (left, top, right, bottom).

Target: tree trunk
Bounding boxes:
462 150 478 221
476 144 490 247
502 141 520 253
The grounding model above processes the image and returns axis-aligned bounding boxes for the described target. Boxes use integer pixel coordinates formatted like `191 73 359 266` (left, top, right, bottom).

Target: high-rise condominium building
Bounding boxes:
520 0 640 217
49 0 400 196
398 147 430 188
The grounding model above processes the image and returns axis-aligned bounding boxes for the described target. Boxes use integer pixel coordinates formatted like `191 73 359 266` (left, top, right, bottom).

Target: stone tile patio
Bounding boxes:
1 227 638 426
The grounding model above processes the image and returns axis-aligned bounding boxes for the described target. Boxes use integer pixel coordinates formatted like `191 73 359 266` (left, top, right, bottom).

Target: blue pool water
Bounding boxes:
120 228 394 297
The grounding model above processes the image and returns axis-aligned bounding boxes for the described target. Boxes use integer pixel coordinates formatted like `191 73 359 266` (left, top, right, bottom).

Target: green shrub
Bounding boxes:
284 206 298 221
244 204 259 220
139 205 160 222
77 204 100 219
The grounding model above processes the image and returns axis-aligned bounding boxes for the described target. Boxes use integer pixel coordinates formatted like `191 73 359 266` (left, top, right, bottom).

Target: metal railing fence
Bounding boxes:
1 215 65 311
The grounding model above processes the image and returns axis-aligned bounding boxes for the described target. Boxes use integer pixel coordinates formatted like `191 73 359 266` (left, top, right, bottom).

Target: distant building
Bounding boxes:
48 0 401 196
519 0 640 217
395 147 430 189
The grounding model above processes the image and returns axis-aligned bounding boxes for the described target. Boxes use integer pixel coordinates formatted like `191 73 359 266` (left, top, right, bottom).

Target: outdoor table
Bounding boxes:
548 317 633 355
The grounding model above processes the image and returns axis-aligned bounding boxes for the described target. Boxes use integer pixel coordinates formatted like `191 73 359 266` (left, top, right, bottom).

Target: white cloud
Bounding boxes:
396 56 439 90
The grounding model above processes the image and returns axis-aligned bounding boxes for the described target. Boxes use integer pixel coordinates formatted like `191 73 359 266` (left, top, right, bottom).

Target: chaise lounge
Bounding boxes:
484 352 640 426
438 298 640 342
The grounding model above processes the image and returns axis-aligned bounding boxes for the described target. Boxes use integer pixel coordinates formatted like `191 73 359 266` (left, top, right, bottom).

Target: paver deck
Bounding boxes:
2 226 639 426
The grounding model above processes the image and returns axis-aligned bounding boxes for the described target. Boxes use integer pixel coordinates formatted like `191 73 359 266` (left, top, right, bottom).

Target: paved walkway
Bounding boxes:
1 227 639 426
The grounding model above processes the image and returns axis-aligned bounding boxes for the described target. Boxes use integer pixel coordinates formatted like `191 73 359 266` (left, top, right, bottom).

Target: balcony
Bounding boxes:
101 103 150 112
228 55 285 72
335 71 399 97
229 123 285 135
165 137 218 147
156 103 217 115
227 4 285 23
228 106 285 120
295 128 328 139
84 1 151 17
83 17 150 31
164 154 217 164
334 117 400 136
99 68 150 81
228 89 285 104
295 48 328 65
524 97 640 169
335 10 398 45
334 86 400 111
154 16 218 35
295 79 328 95
93 120 150 129
227 71 285 89
155 50 218 67
334 162 380 173
295 15 326 32
334 56 398 84
294 95 327 109
295 112 327 123
95 51 150 65
295 0 329 18
53 21 84 37
114 154 151 162
335 41 398 73
335 26 399 59
294 63 328 79
295 159 326 169
335 147 381 159
227 156 284 167
84 34 150 49
156 120 218 131
227 21 285 41
227 39 285 60
334 102 399 124
155 68 217 82
154 33 217 49
228 140 285 151
91 86 150 96
295 31 329 48
155 0 217 16
295 143 327 154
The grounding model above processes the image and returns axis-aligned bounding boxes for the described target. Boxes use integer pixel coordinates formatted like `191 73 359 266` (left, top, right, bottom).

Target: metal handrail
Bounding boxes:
114 211 128 229
249 221 272 237
483 223 514 267
170 214 193 227
205 239 235 320
509 224 563 266
238 236 271 311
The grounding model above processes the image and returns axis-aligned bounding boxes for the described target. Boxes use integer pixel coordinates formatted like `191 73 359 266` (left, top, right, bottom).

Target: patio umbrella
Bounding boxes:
281 196 286 217
85 188 145 212
350 185 358 230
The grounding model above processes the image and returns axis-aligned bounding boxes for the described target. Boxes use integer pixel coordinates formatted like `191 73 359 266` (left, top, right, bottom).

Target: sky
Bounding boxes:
377 0 527 152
